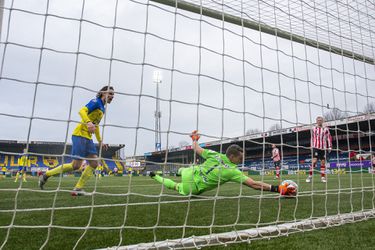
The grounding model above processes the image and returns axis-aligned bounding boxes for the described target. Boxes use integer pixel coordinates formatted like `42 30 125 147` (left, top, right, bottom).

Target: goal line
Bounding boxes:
106 209 375 250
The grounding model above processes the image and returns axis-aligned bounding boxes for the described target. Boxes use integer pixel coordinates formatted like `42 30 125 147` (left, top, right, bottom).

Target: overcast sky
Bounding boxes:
0 0 374 156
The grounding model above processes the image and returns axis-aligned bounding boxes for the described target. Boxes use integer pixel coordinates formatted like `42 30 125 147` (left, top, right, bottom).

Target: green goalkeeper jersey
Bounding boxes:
191 149 249 193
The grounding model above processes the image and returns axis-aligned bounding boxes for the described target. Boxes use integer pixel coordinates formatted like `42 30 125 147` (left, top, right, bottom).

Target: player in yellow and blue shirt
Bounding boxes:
150 131 297 196
39 85 114 195
15 148 30 182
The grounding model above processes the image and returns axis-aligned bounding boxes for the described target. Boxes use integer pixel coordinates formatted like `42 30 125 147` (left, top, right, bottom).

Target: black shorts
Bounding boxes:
312 148 326 160
273 161 281 168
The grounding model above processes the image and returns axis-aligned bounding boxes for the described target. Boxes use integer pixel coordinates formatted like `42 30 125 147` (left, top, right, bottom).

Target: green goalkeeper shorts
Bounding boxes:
177 167 200 195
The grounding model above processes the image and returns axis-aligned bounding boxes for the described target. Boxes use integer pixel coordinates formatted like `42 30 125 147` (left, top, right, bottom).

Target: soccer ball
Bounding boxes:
281 180 298 195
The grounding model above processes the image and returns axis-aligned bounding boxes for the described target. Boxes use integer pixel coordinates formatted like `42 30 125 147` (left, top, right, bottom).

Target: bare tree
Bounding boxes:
246 128 261 135
363 102 375 114
323 108 347 121
269 123 281 131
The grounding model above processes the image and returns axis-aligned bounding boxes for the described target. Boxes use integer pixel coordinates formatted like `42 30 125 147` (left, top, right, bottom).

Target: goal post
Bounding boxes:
150 0 374 65
112 210 375 249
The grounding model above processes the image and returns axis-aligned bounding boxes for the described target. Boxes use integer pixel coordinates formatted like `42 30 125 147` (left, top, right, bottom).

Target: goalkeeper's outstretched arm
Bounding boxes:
243 178 296 196
243 178 273 191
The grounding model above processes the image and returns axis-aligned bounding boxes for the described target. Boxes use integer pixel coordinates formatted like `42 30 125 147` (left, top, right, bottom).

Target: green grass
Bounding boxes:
0 174 375 249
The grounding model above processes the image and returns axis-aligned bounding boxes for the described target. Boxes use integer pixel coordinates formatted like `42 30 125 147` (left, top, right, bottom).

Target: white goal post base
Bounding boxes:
101 209 375 250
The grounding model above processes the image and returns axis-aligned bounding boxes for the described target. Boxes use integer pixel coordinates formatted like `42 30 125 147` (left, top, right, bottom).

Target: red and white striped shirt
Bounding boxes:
272 148 281 162
311 126 332 150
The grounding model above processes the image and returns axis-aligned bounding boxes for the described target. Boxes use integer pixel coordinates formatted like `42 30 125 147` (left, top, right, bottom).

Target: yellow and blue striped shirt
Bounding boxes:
72 97 105 142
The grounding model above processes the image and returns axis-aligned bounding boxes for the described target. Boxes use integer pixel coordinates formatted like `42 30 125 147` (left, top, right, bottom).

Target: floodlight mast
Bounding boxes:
153 70 162 151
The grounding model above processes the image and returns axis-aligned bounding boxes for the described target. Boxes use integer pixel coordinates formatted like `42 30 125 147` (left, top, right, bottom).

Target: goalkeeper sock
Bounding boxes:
46 163 74 177
22 171 27 182
153 175 177 191
321 165 326 177
75 165 95 189
309 165 314 176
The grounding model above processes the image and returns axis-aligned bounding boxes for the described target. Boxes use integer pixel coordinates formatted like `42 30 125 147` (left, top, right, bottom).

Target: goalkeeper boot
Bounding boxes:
321 176 327 183
38 174 49 190
306 175 312 183
149 171 156 178
71 188 88 197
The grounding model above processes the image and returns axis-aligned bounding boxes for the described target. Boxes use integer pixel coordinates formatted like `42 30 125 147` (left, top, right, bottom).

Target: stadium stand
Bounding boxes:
2 114 373 177
0 141 125 176
144 114 375 175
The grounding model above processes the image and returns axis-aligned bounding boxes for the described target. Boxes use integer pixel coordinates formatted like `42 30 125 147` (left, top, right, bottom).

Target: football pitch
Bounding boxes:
1 174 375 249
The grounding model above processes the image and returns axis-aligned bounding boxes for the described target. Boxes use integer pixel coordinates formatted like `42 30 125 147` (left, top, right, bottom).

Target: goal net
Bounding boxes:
0 0 374 249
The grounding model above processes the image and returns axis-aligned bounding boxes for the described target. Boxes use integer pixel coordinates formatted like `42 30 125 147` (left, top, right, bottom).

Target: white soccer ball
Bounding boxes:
281 180 298 195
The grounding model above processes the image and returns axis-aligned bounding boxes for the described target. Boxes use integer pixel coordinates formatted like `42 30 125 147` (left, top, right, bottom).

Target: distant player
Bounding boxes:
38 85 114 195
349 150 357 161
150 130 296 197
0 166 7 179
95 164 104 179
15 148 30 182
271 144 281 179
306 116 332 183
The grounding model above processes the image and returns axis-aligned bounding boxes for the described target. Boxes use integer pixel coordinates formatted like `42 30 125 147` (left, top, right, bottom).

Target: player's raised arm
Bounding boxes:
190 130 204 156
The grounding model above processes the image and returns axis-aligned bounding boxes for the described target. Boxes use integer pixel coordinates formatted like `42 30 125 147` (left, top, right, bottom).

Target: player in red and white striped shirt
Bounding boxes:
306 116 332 183
271 144 281 179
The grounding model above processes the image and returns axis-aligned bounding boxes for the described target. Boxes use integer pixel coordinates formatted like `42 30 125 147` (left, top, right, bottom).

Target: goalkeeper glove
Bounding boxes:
190 130 200 141
278 183 296 196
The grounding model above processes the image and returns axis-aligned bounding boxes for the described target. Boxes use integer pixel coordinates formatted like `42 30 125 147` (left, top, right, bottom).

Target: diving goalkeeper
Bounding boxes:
150 130 296 196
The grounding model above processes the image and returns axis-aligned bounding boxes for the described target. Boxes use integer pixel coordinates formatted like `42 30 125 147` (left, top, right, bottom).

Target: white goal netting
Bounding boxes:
0 0 374 249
